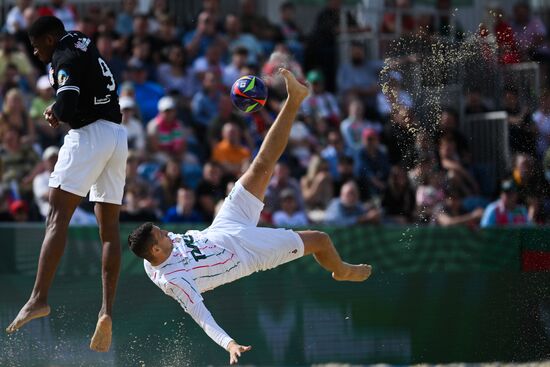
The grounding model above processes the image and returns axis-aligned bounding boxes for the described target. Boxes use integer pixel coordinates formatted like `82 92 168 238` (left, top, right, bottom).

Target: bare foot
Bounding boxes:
332 263 372 282
90 315 112 352
6 302 51 333
279 68 309 102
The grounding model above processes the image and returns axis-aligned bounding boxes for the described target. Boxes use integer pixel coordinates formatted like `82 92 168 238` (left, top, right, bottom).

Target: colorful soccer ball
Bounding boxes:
230 75 268 113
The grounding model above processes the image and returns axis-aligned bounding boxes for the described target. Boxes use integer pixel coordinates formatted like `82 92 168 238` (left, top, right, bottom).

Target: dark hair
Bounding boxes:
28 16 65 39
128 222 156 260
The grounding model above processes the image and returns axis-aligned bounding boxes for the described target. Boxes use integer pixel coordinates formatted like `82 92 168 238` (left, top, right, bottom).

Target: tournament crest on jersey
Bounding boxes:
48 65 55 86
57 69 69 86
74 37 90 52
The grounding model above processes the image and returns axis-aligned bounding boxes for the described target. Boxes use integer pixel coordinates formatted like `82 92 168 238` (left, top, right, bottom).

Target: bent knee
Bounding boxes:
299 230 331 254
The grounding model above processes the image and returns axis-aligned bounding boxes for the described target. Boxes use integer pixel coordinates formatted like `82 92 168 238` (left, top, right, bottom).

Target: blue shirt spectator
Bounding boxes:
191 71 221 127
354 129 391 197
162 187 204 223
324 181 380 226
480 180 531 227
123 59 165 123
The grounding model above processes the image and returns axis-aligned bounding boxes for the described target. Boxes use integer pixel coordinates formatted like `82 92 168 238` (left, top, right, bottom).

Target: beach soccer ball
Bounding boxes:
230 75 268 113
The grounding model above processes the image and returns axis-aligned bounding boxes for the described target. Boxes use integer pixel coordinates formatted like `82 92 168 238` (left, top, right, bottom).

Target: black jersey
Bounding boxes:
49 31 122 129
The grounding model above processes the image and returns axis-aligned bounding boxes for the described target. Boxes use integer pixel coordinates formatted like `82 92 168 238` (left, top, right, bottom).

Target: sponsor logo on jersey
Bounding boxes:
57 69 69 86
48 65 55 86
74 37 91 52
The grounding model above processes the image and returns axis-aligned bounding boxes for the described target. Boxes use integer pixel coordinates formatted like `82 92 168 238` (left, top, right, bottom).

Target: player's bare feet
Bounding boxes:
90 314 112 352
279 68 309 102
332 263 372 282
6 301 51 333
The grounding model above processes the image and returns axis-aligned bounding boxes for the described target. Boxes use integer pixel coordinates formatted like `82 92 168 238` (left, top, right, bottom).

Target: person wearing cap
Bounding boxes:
301 69 341 127
146 96 189 159
272 188 309 227
480 179 531 227
119 96 145 151
30 75 62 150
355 127 390 199
9 199 29 222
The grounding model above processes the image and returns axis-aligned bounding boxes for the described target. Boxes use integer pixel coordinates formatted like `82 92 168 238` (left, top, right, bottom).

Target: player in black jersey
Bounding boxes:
6 16 128 353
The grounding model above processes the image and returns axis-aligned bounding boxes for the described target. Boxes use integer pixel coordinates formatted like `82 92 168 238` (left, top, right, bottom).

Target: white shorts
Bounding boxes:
205 181 305 273
49 119 128 205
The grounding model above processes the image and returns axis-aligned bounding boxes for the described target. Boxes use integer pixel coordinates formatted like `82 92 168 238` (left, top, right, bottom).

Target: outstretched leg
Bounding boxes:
6 188 82 333
89 202 121 352
239 68 309 201
298 231 372 282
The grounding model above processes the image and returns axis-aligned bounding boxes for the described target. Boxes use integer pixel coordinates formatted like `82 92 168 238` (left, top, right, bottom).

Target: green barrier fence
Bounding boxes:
1 224 550 366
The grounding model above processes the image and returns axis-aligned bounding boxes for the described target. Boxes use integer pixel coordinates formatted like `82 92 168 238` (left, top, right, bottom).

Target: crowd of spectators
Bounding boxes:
0 0 549 228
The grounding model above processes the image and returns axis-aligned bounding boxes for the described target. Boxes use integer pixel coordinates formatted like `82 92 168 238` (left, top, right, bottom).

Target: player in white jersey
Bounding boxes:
127 69 372 365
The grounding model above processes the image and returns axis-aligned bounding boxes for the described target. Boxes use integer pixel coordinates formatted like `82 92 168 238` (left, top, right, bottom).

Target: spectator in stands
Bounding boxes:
437 135 480 198
126 14 159 61
124 58 164 123
157 44 196 106
38 0 78 31
324 180 381 226
264 161 304 215
0 127 40 201
278 1 304 63
435 187 484 227
479 4 520 64
211 121 251 177
154 157 184 212
184 11 226 61
355 128 391 199
435 108 470 162
125 151 154 196
95 32 125 86
155 14 181 55
192 70 222 136
129 38 157 81
382 105 417 168
147 96 187 160
0 88 35 146
162 186 204 223
96 9 121 42
119 183 159 222
9 199 29 222
415 168 446 223
340 99 380 154
377 71 413 121
223 13 263 66
382 165 416 224
32 146 58 219
321 130 348 181
222 46 247 87
336 41 379 107
501 86 536 155
511 1 549 62
207 94 249 147
191 40 226 81
300 155 333 212
0 31 35 89
119 96 145 152
30 75 61 150
5 0 32 35
464 88 491 115
333 155 355 196
301 69 341 127
116 0 137 37
532 89 550 159
195 161 225 222
381 0 416 35
272 188 309 227
512 153 546 223
481 179 531 227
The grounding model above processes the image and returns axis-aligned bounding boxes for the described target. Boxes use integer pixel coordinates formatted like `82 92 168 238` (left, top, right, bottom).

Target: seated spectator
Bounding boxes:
38 0 78 31
437 135 480 198
332 155 355 196
163 186 204 223
116 0 137 37
511 1 549 62
512 153 546 223
96 32 125 86
434 108 470 163
324 180 381 226
301 69 340 127
32 146 58 219
377 71 413 120
382 165 416 224
300 155 333 211
272 188 309 227
481 179 531 227
223 13 263 66
207 94 250 149
191 70 222 136
0 31 35 89
154 157 184 212
264 161 305 214
355 128 391 199
340 99 381 154
288 120 316 171
146 96 187 159
191 40 226 81
435 187 484 227
0 127 40 201
277 1 305 62
336 41 379 106
415 169 446 223
5 0 30 35
123 58 164 123
9 199 29 222
195 161 226 222
120 96 145 151
0 88 35 146
222 46 248 87
532 89 550 159
381 0 416 35
30 75 62 150
321 130 350 181
157 44 196 101
120 183 159 222
382 105 417 168
501 86 536 155
211 121 251 177
183 11 226 61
